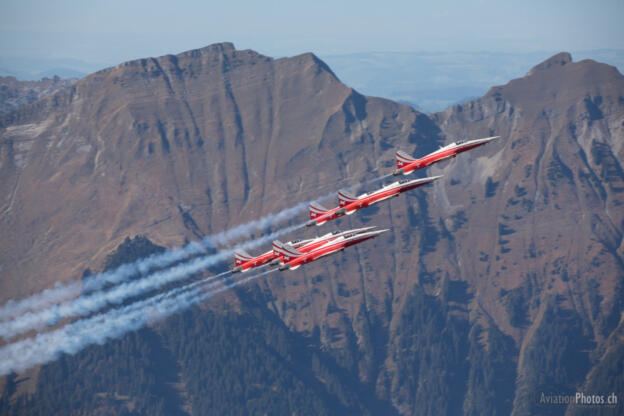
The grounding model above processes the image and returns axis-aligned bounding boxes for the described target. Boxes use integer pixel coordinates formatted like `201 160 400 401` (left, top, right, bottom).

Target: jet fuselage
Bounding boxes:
340 176 442 214
278 229 387 271
394 136 500 175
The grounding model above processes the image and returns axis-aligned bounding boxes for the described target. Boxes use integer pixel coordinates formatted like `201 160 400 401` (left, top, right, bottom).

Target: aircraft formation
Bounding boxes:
231 136 500 273
0 135 500 376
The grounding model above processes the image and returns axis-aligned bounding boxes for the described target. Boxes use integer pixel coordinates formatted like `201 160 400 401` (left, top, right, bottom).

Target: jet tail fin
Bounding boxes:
309 201 329 220
337 189 358 207
272 240 303 260
396 150 416 169
272 241 283 257
234 249 253 266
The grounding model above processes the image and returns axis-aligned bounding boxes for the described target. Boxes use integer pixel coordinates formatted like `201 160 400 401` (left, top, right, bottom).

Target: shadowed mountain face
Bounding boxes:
1 45 623 415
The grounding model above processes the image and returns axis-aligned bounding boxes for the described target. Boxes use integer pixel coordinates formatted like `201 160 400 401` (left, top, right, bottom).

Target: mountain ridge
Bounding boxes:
1 44 623 415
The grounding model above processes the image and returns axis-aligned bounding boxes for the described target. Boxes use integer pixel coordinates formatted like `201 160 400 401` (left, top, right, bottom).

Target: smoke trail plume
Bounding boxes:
0 223 302 340
0 268 277 376
203 200 312 246
0 282 82 324
0 193 323 322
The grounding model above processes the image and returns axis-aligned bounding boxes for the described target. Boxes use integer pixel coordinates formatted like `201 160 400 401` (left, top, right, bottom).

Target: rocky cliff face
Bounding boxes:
429 52 624 414
1 45 623 415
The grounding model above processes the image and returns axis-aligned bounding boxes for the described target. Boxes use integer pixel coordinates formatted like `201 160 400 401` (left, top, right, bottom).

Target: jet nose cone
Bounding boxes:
482 135 501 143
371 229 390 237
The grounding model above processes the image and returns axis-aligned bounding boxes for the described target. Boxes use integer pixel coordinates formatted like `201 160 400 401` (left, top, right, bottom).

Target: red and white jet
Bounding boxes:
393 136 500 176
274 227 388 271
269 226 376 266
306 176 441 226
337 176 442 214
231 227 376 273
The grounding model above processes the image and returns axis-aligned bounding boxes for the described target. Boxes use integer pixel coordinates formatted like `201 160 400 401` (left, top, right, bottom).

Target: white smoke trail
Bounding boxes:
0 192 327 322
0 282 83 323
0 268 278 376
0 269 226 341
0 223 302 340
0 242 206 323
203 199 312 246
0 272 219 375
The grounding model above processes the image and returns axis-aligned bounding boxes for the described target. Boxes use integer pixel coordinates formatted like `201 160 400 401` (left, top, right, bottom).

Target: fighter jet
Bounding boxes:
307 176 441 227
393 136 500 176
275 227 388 271
337 176 442 214
270 226 377 266
231 227 376 272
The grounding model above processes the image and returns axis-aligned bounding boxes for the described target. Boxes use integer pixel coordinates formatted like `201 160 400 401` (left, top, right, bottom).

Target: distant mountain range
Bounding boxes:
0 76 77 116
321 50 624 112
0 56 100 81
1 44 623 415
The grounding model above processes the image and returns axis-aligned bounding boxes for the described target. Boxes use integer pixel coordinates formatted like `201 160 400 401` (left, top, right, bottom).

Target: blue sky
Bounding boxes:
1 0 623 65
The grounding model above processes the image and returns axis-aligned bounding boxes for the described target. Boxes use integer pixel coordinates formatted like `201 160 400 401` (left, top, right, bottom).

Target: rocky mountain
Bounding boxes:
430 51 624 414
0 75 76 116
1 45 623 415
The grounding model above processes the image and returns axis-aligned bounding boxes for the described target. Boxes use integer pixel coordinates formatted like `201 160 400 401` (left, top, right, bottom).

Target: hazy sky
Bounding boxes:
1 0 623 65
